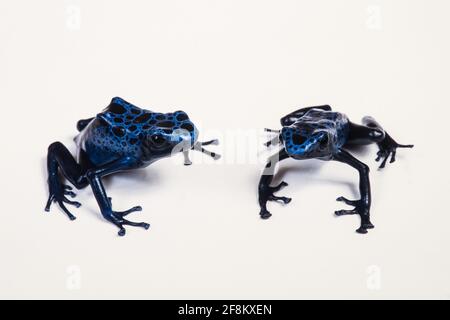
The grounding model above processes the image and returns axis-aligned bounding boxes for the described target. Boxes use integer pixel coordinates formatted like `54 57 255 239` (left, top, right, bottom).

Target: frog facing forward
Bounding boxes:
45 97 220 236
259 105 413 234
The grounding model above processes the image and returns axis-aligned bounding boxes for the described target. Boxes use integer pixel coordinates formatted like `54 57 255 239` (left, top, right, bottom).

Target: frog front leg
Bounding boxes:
258 149 291 219
85 157 150 236
45 142 89 220
332 149 374 234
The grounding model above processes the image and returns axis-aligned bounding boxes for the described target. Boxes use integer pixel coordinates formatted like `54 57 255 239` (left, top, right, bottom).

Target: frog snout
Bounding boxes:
171 121 198 145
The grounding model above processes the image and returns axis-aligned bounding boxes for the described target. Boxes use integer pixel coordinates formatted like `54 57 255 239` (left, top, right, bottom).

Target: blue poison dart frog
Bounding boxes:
259 105 413 234
45 97 220 236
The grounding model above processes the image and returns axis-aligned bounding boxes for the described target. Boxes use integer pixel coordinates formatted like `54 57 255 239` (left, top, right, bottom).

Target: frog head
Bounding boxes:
102 98 220 164
142 110 220 164
281 127 332 159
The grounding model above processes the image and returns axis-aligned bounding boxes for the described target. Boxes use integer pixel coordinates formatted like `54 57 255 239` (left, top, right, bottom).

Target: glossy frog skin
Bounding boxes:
259 105 413 234
45 97 220 236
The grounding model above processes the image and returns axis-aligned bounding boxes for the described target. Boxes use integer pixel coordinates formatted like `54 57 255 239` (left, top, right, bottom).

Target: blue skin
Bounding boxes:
259 105 413 234
45 97 219 236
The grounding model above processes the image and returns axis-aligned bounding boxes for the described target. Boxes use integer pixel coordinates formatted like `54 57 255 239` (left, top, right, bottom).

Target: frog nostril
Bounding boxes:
180 123 194 132
176 113 188 121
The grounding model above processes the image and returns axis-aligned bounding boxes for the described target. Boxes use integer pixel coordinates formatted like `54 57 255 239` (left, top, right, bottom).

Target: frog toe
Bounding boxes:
273 181 289 192
363 222 375 229
334 209 356 216
376 138 414 169
45 187 81 220
64 190 77 198
357 220 374 233
109 213 150 236
336 196 358 206
121 219 150 229
356 227 368 234
113 219 150 236
57 200 77 221
108 198 142 217
63 198 81 208
269 195 291 204
45 195 54 212
260 182 291 205
260 209 272 219
115 206 143 217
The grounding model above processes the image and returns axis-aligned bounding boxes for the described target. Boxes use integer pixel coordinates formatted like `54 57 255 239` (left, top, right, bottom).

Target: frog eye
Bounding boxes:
150 134 166 146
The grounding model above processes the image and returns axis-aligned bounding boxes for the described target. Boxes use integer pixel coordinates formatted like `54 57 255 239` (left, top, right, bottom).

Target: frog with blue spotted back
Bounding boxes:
45 97 220 236
259 105 413 234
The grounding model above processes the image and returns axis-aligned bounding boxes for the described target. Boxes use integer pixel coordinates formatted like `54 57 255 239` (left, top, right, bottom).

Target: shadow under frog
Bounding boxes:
45 97 220 236
259 105 413 234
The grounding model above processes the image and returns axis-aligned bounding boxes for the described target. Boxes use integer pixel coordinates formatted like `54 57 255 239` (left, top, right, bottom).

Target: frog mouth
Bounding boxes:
182 139 221 165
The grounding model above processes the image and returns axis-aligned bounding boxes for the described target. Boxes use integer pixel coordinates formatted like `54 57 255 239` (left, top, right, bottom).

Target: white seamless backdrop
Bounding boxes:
0 0 449 299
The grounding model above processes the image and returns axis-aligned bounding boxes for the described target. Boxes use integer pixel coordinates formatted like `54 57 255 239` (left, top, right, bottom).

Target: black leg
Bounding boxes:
45 142 89 220
346 121 385 145
333 149 374 234
258 149 291 219
85 157 150 236
346 118 413 169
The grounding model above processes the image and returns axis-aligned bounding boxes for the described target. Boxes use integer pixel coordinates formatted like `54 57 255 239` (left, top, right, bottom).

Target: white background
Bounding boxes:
0 0 449 299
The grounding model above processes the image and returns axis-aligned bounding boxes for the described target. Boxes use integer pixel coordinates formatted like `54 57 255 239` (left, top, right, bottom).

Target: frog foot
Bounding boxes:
104 199 148 236
109 213 150 237
45 183 81 221
107 198 143 218
115 218 150 237
376 134 413 169
259 181 291 219
335 196 374 234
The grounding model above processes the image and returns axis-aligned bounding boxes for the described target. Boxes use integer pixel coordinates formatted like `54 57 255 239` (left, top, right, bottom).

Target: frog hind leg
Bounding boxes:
45 142 89 220
346 118 414 169
345 121 385 146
